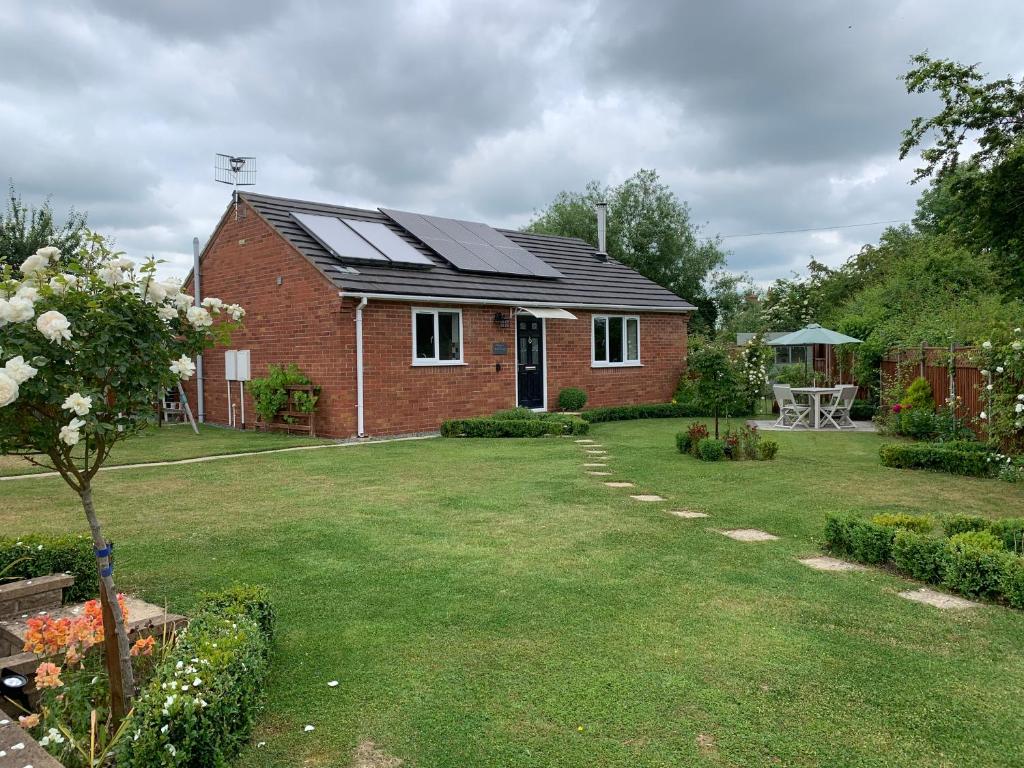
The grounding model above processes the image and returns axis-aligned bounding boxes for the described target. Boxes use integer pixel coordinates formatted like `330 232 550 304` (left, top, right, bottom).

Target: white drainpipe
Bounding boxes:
355 296 368 437
192 236 205 422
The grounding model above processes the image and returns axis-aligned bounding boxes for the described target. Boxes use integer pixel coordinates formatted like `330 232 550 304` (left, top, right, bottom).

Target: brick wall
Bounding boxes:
186 201 689 438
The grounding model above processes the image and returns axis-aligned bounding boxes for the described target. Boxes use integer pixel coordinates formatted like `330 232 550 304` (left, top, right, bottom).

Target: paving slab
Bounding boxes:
630 494 666 502
574 439 595 444
586 471 612 476
579 444 604 448
718 528 779 542
668 510 709 519
582 463 608 468
604 482 635 488
899 587 980 610
584 450 608 455
798 556 866 572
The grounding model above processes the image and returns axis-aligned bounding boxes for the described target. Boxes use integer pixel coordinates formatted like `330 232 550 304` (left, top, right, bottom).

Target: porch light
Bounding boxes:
493 312 510 329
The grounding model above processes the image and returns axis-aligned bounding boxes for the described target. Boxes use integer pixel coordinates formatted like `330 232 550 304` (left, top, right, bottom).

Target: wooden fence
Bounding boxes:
880 345 985 419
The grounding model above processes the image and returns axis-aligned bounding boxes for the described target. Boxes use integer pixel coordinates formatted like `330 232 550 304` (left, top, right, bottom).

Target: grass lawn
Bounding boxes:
0 423 332 476
3 419 1024 767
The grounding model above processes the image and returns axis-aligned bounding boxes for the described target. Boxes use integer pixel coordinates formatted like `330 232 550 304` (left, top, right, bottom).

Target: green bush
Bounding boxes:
942 513 990 537
943 533 1012 599
582 402 702 423
870 513 934 534
879 442 995 477
892 530 949 583
990 518 1024 554
557 387 587 411
902 377 934 411
197 584 276 642
758 440 780 461
248 363 313 423
1001 557 1024 609
697 437 725 462
0 534 97 602
441 412 589 437
121 586 275 767
491 407 538 421
823 513 894 564
850 399 877 421
675 431 690 454
896 408 940 440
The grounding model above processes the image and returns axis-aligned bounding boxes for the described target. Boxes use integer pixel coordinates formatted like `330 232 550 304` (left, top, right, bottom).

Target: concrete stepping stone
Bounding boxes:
585 449 607 455
587 471 612 476
630 494 666 502
574 439 595 444
899 587 979 610
668 510 708 519
604 481 635 488
798 556 866 572
583 462 608 468
718 528 779 542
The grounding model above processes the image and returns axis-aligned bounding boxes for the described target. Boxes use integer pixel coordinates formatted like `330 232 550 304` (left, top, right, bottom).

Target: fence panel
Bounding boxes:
881 346 985 421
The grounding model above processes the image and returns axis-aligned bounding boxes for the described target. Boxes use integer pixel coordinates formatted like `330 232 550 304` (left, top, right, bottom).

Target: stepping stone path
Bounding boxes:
668 510 708 519
574 439 595 444
630 494 665 502
585 449 607 455
799 556 866 573
604 481 635 488
583 462 607 468
718 528 779 542
899 587 980 610
587 471 612 476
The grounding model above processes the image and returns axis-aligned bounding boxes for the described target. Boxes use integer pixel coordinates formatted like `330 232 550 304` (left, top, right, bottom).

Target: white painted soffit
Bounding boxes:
517 306 577 320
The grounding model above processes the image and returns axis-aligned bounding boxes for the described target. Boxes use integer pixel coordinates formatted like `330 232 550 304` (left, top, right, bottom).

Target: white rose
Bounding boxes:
15 284 39 303
174 293 195 310
980 411 988 420
49 274 78 295
169 355 196 381
980 369 989 376
997 366 1004 373
986 384 993 391
157 305 178 322
4 356 37 384
226 304 245 321
2 296 35 323
1015 403 1023 414
0 370 18 407
62 392 92 416
36 310 72 343
1018 394 1024 401
98 264 125 286
982 341 992 349
161 279 182 297
144 279 167 304
1013 342 1022 351
20 252 48 277
59 417 85 446
201 297 223 312
186 306 213 329
36 245 60 262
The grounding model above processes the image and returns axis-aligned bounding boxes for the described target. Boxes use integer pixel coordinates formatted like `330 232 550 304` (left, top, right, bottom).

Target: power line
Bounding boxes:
717 218 908 240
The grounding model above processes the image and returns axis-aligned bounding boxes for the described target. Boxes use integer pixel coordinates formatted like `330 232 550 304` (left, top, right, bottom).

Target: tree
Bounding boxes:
0 235 244 723
526 169 726 330
688 342 738 438
1 182 88 271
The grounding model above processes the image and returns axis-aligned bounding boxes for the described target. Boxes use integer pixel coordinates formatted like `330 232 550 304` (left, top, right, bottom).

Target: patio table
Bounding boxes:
791 386 841 430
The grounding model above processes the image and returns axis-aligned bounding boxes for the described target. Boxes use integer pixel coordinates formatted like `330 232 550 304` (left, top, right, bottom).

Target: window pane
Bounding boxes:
791 345 806 364
415 312 435 359
438 312 460 360
593 317 607 361
609 317 624 363
626 317 639 360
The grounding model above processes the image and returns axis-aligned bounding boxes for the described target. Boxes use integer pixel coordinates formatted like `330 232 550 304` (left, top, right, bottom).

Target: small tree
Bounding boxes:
689 343 739 438
1 182 88 271
0 234 244 721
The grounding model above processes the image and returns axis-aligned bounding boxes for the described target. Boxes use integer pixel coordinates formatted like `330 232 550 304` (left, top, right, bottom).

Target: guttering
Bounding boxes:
354 296 368 437
192 236 205 422
346 292 694 313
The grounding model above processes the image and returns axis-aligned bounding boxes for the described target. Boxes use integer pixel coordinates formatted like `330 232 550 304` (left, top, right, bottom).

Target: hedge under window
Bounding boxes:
412 308 463 365
593 315 640 366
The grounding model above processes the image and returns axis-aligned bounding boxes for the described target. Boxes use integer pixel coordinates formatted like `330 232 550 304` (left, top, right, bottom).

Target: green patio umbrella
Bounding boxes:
767 324 862 383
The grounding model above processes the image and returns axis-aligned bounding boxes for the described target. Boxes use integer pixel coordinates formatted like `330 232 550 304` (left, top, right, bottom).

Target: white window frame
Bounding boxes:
411 307 465 366
591 314 642 368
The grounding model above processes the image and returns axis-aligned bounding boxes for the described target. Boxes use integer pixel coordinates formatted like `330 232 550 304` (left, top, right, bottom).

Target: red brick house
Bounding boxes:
184 192 693 438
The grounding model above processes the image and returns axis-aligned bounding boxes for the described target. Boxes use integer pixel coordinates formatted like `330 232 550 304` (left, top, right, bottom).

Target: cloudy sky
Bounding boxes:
3 1 1022 285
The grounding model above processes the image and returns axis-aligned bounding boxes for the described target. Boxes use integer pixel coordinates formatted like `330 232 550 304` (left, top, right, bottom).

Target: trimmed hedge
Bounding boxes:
943 533 1010 599
870 513 934 534
892 529 948 583
121 585 275 767
850 399 877 422
942 513 990 537
879 442 995 477
581 402 703 423
941 514 1024 552
441 413 589 437
0 534 97 602
823 513 896 564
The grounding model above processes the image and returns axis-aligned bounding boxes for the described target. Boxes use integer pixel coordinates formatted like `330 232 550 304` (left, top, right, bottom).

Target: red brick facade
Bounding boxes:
185 201 689 438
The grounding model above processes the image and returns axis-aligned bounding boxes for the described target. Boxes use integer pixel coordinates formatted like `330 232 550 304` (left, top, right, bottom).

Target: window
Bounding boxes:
592 315 640 366
412 308 463 365
774 345 806 366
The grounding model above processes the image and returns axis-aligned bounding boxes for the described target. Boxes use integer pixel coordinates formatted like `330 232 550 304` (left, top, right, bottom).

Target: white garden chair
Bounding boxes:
773 384 811 429
821 385 858 429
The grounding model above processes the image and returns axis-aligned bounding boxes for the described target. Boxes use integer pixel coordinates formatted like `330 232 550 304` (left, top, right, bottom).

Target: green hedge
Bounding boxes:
850 399 877 421
870 513 933 534
582 402 704 423
823 513 895 564
943 533 1011 599
879 442 996 477
0 534 97 602
892 530 948 583
441 413 589 437
121 585 275 767
941 514 1024 552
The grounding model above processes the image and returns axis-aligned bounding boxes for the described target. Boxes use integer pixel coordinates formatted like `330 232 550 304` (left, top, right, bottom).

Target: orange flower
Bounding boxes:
18 713 40 729
35 661 63 689
22 616 71 656
130 635 156 657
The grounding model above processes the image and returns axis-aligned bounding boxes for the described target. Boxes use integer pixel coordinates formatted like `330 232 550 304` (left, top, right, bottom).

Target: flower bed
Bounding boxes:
441 408 589 437
676 422 778 462
823 512 1024 608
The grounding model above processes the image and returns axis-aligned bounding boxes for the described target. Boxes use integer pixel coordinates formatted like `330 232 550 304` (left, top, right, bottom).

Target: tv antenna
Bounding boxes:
214 154 256 218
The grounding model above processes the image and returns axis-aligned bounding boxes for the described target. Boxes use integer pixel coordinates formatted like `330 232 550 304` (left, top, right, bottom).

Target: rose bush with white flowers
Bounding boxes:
973 326 1024 454
0 232 242 721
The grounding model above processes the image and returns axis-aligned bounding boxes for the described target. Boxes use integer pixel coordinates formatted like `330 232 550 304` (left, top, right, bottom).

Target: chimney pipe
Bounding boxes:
595 201 608 261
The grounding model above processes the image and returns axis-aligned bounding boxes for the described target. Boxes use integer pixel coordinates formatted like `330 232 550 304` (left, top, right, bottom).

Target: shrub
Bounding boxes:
120 585 275 768
491 407 538 421
582 402 702 423
902 376 934 411
249 363 312 423
896 408 940 440
758 440 780 461
943 532 1011 598
697 437 725 462
686 423 709 457
892 529 949 583
942 513 990 537
990 518 1024 554
879 442 995 477
557 387 587 411
850 399 877 422
441 413 589 437
870 513 934 534
675 431 690 454
1002 557 1024 609
823 514 894 564
0 534 97 602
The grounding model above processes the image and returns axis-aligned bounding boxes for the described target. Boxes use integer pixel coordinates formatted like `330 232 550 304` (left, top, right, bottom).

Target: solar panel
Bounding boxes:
291 212 388 263
343 219 434 266
381 208 562 278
